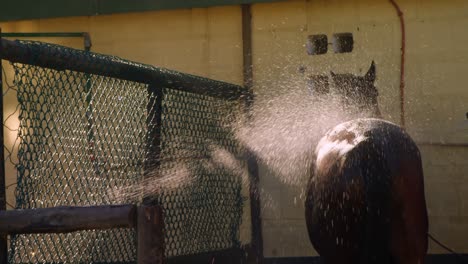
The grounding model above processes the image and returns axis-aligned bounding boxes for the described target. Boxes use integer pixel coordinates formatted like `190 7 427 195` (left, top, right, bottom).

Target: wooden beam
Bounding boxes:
242 4 264 263
0 204 137 234
137 205 165 264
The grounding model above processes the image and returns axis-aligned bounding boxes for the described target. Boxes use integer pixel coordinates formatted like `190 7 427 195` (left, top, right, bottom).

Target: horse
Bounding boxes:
305 62 428 264
330 61 381 118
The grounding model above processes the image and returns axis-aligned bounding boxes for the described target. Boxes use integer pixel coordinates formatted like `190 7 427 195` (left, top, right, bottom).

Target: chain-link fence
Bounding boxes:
1 39 247 263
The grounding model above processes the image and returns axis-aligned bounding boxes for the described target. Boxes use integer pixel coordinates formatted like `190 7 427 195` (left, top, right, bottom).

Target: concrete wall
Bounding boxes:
1 7 244 83
250 0 468 257
1 0 467 259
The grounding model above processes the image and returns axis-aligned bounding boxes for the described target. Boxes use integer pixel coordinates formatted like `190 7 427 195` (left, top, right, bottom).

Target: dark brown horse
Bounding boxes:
330 61 381 118
305 63 428 264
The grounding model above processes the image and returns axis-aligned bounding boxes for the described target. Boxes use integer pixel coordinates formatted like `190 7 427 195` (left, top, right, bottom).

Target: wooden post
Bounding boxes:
137 205 164 264
242 5 264 264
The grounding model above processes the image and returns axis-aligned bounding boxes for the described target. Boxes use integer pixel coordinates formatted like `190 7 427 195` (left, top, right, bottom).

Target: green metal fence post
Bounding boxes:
0 27 8 264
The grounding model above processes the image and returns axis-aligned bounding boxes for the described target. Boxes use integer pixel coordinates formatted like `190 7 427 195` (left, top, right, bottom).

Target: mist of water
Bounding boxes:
232 80 377 188
111 66 376 209
110 164 193 203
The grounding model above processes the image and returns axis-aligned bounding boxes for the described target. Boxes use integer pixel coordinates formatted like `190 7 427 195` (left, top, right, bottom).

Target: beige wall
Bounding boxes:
1 7 244 84
251 0 468 257
1 0 467 259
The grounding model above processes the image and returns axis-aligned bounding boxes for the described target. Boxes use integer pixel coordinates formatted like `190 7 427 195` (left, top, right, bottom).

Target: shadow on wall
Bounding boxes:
264 254 468 264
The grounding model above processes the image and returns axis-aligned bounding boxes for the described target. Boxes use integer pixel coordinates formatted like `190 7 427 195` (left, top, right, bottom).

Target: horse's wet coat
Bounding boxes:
305 63 428 264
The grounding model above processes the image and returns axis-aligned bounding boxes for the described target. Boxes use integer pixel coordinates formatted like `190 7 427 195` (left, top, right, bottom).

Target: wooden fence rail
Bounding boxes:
0 204 164 264
0 204 136 234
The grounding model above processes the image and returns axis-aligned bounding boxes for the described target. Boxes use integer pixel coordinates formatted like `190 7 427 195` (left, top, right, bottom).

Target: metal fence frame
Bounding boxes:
0 37 254 264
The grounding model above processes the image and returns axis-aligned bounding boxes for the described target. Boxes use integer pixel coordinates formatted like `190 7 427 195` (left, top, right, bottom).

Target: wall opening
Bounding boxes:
332 33 354 53
306 34 328 55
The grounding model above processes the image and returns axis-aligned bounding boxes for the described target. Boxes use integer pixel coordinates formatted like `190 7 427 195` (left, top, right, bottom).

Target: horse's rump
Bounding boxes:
305 118 428 264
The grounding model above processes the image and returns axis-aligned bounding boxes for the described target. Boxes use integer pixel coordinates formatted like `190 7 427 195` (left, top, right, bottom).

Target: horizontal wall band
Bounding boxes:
0 0 283 22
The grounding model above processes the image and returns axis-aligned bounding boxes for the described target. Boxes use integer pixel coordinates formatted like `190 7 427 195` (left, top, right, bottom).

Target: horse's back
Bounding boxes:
305 118 428 264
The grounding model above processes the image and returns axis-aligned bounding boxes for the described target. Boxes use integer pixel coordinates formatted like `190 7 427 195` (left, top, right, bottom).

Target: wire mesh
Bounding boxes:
8 64 145 263
159 89 243 257
1 40 245 263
